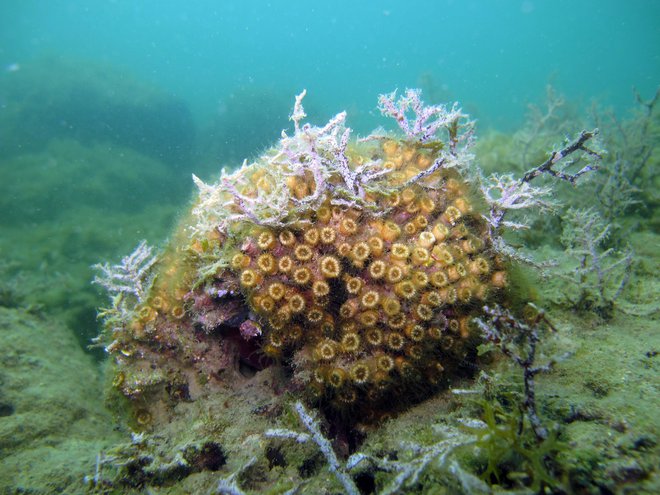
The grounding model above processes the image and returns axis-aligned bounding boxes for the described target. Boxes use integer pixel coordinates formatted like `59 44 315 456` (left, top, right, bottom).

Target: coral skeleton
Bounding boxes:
92 240 158 350
93 240 157 304
266 401 359 495
480 128 601 260
559 207 633 314
474 303 560 441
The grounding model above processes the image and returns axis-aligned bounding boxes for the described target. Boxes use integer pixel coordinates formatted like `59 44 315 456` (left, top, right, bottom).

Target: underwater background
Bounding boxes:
0 1 658 494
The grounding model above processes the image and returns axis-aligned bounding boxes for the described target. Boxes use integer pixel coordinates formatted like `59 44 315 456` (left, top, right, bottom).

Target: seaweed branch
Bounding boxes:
474 304 560 441
481 128 602 260
559 207 633 317
265 401 359 495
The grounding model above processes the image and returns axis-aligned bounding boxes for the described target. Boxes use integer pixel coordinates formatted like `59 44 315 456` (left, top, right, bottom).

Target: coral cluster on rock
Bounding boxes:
94 90 509 424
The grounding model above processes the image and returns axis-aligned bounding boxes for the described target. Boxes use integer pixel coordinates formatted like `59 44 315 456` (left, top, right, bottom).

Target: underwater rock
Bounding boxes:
0 56 195 166
0 307 122 494
94 89 514 425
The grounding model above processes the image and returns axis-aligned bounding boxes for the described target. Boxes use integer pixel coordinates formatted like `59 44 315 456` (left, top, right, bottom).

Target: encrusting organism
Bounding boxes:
94 89 600 423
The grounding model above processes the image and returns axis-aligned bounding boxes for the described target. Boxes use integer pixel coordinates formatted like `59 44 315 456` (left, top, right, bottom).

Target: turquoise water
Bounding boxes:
2 0 658 132
0 2 658 493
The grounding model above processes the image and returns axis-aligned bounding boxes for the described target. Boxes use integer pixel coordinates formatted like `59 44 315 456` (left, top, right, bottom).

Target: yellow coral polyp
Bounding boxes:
292 267 312 285
491 271 508 288
263 343 282 358
360 289 381 309
387 313 407 329
294 244 313 262
365 328 383 346
319 226 336 244
339 300 358 319
338 388 358 404
445 178 464 197
231 253 250 270
339 217 358 235
312 280 330 298
257 230 276 250
417 231 436 249
430 270 449 287
406 344 424 361
386 265 405 284
171 305 186 320
367 236 384 257
351 242 371 265
457 287 472 303
320 316 334 335
138 305 156 324
432 223 449 242
240 269 261 288
440 287 458 304
391 243 410 260
350 362 371 384
420 196 436 214
368 260 387 279
447 262 467 282
279 230 296 246
386 332 405 351
316 205 332 223
405 201 420 215
423 291 442 307
414 215 429 230
381 297 401 316
376 354 395 372
320 255 341 278
316 339 337 361
428 326 443 340
268 282 286 301
401 187 416 204
150 296 165 310
259 296 275 313
454 197 472 214
415 303 434 321
411 270 429 289
395 280 417 300
431 245 454 266
337 242 352 257
341 333 361 353
404 222 417 236
288 294 306 313
328 368 347 388
387 192 401 207
304 228 320 245
405 324 426 342
381 221 401 241
442 205 462 225
358 310 378 327
382 139 399 156
450 224 469 240
278 255 293 273
257 253 277 274
461 237 483 255
307 308 324 324
411 246 430 265
345 276 363 294
268 329 285 348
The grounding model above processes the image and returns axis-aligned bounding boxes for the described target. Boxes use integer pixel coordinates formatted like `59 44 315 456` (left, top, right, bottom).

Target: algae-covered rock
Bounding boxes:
0 56 195 166
0 307 123 494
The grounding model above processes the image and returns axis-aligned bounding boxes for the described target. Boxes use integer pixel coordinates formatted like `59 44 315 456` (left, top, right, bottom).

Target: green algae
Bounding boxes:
0 307 123 494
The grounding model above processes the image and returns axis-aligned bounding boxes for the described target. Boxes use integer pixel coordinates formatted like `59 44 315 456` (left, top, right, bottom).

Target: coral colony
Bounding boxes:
94 89 599 424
